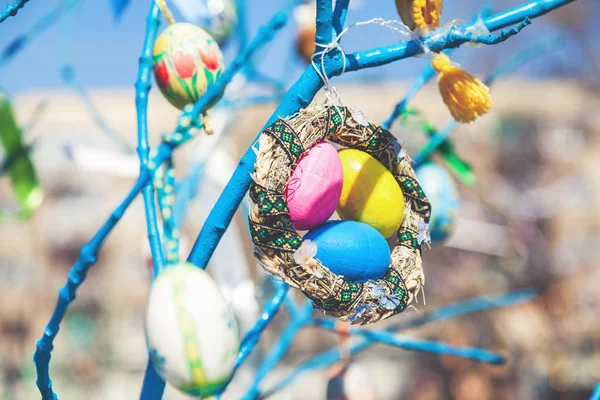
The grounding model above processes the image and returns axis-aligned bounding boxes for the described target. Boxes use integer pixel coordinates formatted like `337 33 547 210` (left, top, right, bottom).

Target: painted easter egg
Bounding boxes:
304 220 390 283
171 0 237 45
327 362 377 400
153 22 225 110
146 263 239 397
337 149 405 238
415 163 459 243
296 23 316 64
286 142 343 230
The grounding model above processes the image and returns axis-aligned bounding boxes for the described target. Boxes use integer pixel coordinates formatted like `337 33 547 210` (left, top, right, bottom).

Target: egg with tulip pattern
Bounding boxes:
415 162 460 243
146 263 239 397
153 22 225 110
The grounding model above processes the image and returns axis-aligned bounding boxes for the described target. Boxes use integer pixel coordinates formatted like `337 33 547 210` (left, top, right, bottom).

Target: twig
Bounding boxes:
0 0 32 23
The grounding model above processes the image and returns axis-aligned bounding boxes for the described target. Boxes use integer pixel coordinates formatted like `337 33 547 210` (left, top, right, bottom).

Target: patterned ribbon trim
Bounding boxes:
306 279 363 313
395 174 432 221
263 119 305 168
249 181 289 216
249 220 302 252
326 105 348 136
330 125 395 159
397 227 420 250
382 270 410 311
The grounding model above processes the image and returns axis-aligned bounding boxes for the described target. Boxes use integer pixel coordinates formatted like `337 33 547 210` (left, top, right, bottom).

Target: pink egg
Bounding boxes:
286 142 343 230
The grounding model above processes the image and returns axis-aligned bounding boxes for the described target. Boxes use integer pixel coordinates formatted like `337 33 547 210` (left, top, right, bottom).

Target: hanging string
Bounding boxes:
155 0 175 25
311 18 417 106
311 18 417 128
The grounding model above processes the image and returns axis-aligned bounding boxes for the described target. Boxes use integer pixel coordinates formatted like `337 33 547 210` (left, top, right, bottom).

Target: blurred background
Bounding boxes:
1 0 599 399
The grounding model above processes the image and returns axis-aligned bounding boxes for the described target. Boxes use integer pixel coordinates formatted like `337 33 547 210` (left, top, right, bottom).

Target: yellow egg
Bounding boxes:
337 149 405 238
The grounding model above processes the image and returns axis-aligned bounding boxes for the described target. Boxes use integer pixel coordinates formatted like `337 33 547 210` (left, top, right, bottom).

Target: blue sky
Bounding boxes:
0 0 597 94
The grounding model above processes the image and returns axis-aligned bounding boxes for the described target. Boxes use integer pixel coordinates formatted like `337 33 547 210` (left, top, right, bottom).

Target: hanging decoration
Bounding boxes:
337 148 405 238
415 162 459 243
145 263 240 397
170 0 238 45
294 3 316 64
248 105 431 325
286 142 343 230
153 22 225 110
326 361 377 400
394 0 492 123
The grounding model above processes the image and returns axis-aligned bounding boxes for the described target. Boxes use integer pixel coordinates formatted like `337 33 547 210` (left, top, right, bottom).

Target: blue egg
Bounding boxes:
415 163 460 243
304 220 390 283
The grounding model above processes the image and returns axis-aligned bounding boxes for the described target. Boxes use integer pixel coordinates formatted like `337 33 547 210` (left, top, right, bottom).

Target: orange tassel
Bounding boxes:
395 0 443 31
431 53 492 123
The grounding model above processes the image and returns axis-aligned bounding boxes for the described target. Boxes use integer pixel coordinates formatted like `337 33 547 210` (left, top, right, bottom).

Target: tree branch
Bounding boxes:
0 0 32 23
315 0 333 45
332 0 350 37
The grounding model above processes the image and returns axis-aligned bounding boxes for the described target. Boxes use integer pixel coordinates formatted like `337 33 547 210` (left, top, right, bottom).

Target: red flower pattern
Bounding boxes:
199 44 220 71
171 49 197 79
154 58 170 89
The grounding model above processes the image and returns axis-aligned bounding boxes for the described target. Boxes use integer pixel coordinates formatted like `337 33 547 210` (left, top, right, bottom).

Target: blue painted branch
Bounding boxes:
312 319 506 364
387 288 536 332
315 0 333 45
344 0 576 71
242 301 313 400
228 284 290 383
0 0 80 67
135 4 165 281
262 289 535 397
32 164 163 399
0 0 31 23
590 382 600 400
332 0 350 37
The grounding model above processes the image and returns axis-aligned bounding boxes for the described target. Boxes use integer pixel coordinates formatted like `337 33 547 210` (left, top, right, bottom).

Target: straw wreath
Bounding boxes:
248 105 431 325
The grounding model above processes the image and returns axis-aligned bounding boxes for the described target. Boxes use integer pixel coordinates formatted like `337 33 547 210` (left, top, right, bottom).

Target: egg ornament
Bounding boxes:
337 149 405 238
415 162 459 243
296 23 316 64
171 0 237 46
286 142 343 230
153 22 225 110
326 362 377 400
304 220 390 283
146 263 239 397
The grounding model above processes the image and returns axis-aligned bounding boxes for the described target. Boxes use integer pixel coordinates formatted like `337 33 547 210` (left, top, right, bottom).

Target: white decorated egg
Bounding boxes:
146 263 239 397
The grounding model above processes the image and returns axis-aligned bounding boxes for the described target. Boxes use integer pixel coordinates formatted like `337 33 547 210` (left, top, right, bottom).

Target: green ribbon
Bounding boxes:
0 90 43 219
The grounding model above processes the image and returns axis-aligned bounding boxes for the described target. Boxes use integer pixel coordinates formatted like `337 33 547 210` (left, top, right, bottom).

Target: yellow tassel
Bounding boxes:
395 0 443 31
202 112 213 135
431 53 492 123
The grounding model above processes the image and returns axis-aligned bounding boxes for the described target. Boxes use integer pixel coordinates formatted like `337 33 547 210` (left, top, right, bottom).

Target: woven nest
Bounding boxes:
249 105 431 325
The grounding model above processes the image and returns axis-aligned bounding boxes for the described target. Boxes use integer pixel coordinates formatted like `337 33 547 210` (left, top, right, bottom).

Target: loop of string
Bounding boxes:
155 0 175 25
310 19 430 104
310 18 420 126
